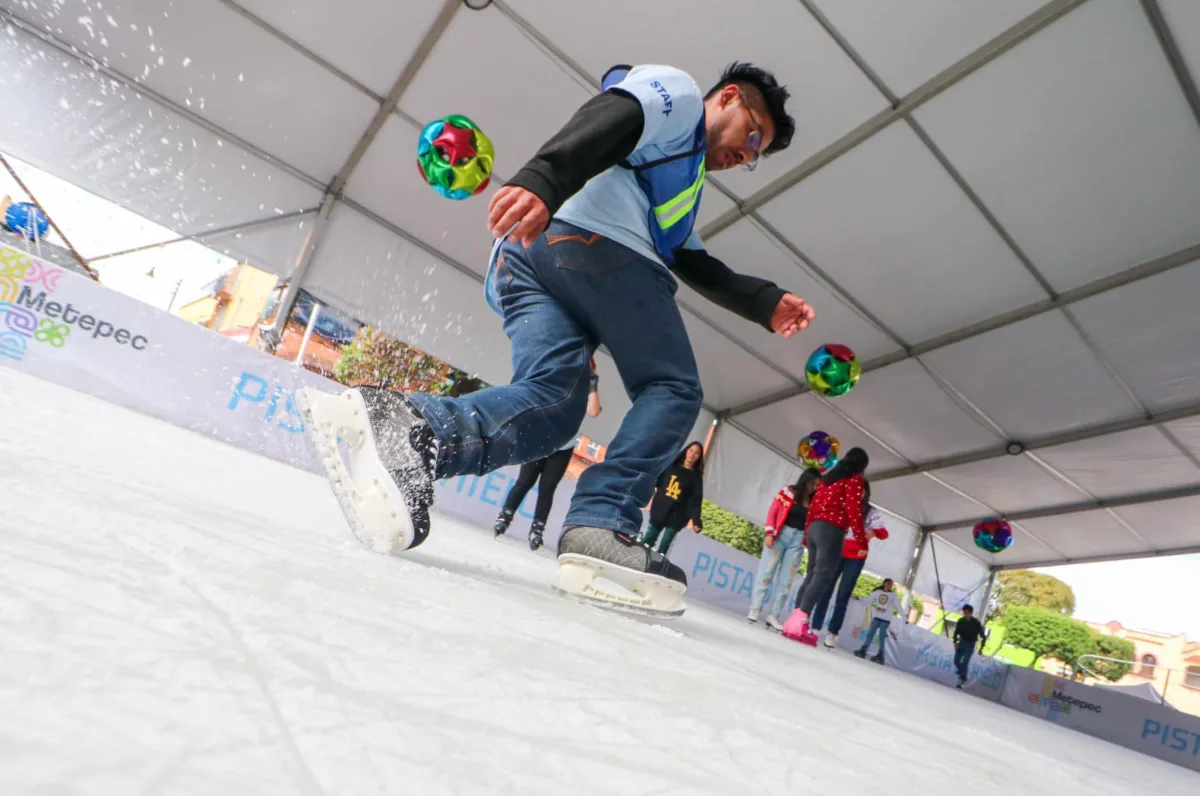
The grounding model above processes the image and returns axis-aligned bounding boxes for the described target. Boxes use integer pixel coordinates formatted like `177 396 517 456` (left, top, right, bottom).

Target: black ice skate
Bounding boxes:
872 652 885 665
528 520 545 551
297 386 436 554
493 509 514 538
553 526 687 618
853 648 867 659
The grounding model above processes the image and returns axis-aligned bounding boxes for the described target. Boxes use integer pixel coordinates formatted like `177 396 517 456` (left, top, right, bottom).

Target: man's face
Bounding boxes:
963 609 973 619
704 84 776 172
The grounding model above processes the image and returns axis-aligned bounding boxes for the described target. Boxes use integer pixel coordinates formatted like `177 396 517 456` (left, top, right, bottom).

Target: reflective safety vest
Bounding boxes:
601 65 706 264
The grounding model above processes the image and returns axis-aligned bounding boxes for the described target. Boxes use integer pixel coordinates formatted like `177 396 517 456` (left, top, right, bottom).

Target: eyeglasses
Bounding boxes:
742 102 764 172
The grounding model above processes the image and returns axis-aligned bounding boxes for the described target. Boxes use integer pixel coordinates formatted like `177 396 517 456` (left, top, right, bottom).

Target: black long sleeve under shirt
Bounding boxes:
506 91 785 332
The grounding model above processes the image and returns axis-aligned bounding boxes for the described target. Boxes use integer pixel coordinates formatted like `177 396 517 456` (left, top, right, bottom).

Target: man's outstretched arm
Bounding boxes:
490 91 644 245
672 248 813 336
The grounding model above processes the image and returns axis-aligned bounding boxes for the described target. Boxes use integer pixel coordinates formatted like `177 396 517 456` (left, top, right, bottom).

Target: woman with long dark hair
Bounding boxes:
783 447 869 647
749 468 822 630
641 442 704 554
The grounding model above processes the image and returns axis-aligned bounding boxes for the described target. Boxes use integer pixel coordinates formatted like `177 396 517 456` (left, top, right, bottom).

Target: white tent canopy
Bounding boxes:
3 0 1199 588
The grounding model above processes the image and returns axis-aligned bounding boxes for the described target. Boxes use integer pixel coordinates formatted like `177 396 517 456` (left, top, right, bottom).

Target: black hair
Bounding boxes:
792 468 822 501
821 447 869 486
962 604 975 614
706 62 794 155
673 441 705 475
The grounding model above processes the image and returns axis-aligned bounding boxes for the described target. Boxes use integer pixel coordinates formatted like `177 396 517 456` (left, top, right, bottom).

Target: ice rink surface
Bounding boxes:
2 367 1196 795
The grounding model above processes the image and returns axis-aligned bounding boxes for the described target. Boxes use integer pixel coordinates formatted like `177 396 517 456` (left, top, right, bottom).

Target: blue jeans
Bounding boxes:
859 617 889 656
407 221 703 536
954 643 975 681
750 526 804 618
810 556 866 633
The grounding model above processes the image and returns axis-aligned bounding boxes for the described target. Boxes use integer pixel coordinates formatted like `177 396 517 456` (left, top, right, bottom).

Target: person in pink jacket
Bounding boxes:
748 468 822 629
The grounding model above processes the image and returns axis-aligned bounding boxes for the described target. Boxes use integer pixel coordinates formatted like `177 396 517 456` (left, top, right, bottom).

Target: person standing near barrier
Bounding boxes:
493 358 602 550
782 448 869 647
641 442 704 555
812 482 889 648
749 468 821 630
953 604 985 688
854 577 901 664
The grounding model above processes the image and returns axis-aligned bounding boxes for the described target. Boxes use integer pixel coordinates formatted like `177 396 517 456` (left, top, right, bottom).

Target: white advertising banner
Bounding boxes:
888 623 1009 702
1001 667 1200 773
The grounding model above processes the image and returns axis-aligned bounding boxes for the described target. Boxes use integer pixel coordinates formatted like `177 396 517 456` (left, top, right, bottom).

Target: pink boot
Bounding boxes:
781 609 812 642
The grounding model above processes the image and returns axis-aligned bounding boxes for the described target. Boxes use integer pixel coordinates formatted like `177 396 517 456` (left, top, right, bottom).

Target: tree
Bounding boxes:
333 327 462 394
1087 634 1135 682
992 569 1075 619
1002 605 1093 668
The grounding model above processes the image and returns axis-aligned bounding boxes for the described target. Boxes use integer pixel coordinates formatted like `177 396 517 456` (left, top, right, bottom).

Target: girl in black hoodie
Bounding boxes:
641 442 704 554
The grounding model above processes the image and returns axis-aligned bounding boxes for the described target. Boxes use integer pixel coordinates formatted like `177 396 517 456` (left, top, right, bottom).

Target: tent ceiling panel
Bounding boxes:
935 525 1061 569
695 187 737 233
700 219 899 374
396 7 593 186
198 212 316 278
870 473 987 527
816 360 1002 463
3 0 379 183
920 310 1139 440
1068 260 1200 412
679 314 796 411
913 0 1200 292
231 0 450 97
302 204 510 385
1016 509 1146 560
1164 417 1200 462
755 123 1046 343
502 0 888 199
1161 0 1200 104
931 455 1088 515
739 393 911 474
348 115 496 275
809 0 1048 96
1035 426 1200 500
0 25 323 236
1113 495 1200 552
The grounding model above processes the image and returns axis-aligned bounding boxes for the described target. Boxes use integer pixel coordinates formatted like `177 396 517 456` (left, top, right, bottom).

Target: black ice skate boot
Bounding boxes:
493 509 514 538
528 520 545 551
297 386 436 554
872 652 885 665
853 648 867 659
553 526 688 618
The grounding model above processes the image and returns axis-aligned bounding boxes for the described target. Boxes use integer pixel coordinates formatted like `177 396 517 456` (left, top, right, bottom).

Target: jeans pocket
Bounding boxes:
545 225 637 275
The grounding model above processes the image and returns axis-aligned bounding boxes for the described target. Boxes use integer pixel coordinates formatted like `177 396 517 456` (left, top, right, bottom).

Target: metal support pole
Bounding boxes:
294 302 321 368
902 529 930 621
261 194 335 353
978 570 999 624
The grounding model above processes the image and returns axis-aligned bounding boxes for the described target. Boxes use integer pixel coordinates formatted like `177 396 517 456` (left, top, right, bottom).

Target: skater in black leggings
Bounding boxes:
493 359 602 549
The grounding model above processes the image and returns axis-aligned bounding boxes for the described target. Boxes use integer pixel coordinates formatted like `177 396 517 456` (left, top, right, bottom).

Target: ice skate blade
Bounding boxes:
552 554 687 619
297 387 415 554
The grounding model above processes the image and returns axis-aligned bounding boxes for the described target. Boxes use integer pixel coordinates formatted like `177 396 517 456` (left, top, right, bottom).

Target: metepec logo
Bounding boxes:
0 247 148 361
1026 676 1103 720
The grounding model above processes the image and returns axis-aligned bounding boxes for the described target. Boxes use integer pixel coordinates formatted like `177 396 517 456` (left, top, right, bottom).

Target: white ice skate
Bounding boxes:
823 632 838 649
296 387 434 554
553 526 688 618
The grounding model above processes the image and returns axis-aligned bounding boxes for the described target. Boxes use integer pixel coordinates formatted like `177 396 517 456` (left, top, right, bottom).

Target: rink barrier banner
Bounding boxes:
1000 667 1200 773
888 624 1007 701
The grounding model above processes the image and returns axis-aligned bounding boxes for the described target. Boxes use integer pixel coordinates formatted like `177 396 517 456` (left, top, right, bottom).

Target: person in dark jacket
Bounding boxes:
953 604 986 688
641 442 704 554
493 359 602 551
